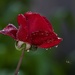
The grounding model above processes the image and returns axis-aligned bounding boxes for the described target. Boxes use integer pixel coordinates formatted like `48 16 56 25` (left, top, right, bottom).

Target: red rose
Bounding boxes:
0 12 62 48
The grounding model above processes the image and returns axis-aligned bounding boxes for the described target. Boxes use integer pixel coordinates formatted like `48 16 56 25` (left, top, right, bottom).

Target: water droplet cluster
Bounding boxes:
66 60 71 64
30 30 57 45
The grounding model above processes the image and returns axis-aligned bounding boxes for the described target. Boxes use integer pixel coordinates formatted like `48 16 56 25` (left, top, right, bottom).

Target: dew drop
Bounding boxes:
26 37 27 39
55 45 58 48
45 31 48 33
46 33 49 36
47 40 51 43
47 41 49 43
46 49 48 50
18 72 19 74
66 60 70 64
36 31 39 32
32 32 34 33
58 37 60 39
27 50 30 52
33 33 35 35
41 33 44 35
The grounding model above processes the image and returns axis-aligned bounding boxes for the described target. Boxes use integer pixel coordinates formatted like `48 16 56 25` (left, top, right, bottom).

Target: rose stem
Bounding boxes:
14 49 25 75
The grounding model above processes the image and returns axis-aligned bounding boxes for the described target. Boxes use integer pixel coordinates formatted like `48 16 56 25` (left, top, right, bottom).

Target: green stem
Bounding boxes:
14 49 25 75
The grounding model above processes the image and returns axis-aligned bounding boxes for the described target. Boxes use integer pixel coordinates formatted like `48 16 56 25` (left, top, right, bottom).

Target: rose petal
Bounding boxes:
23 12 62 47
0 24 17 39
30 30 62 47
39 37 62 48
42 16 53 31
24 12 53 34
17 12 62 48
17 14 27 26
17 14 28 42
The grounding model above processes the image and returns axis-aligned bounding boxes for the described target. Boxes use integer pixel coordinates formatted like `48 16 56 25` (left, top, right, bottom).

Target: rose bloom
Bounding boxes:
0 12 62 48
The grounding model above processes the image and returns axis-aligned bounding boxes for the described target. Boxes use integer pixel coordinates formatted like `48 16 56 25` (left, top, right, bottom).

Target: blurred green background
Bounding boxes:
0 0 75 75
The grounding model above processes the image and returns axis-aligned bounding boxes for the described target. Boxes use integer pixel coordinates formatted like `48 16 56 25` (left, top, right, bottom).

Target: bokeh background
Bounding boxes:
0 0 75 75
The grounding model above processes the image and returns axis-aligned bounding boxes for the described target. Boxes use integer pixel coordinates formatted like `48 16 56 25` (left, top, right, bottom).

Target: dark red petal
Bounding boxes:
0 24 17 39
42 16 53 31
29 30 62 48
39 37 62 48
17 14 27 26
23 12 62 48
17 14 28 42
24 12 53 34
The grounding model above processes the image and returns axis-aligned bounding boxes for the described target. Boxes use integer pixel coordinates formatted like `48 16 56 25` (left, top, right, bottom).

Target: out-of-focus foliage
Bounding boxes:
0 0 75 75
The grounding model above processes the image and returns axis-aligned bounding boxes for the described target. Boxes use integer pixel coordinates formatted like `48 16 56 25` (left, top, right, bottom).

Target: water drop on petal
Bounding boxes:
46 33 49 36
58 37 61 39
33 33 35 35
47 40 51 43
26 36 27 39
55 45 58 48
41 33 44 35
